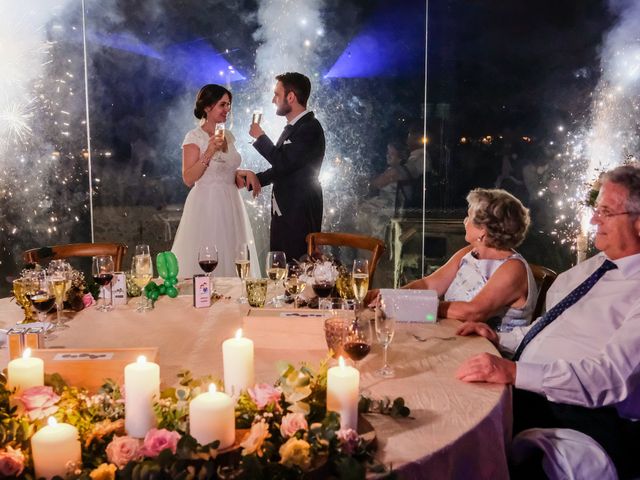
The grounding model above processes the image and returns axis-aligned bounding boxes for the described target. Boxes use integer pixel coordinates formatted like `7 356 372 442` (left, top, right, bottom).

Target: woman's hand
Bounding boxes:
203 134 225 159
236 169 261 198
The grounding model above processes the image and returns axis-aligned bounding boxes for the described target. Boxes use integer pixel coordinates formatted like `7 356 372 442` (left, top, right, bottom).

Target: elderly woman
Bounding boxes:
374 188 536 329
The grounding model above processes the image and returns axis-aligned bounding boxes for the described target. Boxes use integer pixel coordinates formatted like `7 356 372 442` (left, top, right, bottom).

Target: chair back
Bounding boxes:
23 243 128 271
305 232 385 281
528 263 558 320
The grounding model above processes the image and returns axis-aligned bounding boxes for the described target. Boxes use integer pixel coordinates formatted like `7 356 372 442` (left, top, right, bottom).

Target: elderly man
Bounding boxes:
456 164 640 479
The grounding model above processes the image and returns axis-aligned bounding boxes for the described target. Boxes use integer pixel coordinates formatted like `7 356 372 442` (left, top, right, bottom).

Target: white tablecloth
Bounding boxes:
0 278 511 479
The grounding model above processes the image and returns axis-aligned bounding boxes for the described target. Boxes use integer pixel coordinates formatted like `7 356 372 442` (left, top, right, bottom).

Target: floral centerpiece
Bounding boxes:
0 359 409 479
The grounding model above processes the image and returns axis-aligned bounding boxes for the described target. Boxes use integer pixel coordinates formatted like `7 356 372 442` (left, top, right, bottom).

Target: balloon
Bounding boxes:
166 286 178 298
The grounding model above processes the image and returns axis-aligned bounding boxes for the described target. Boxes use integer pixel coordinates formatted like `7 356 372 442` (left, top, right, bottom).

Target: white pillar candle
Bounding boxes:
189 383 235 449
7 348 44 393
124 355 160 438
327 356 360 431
31 417 81 479
222 329 254 396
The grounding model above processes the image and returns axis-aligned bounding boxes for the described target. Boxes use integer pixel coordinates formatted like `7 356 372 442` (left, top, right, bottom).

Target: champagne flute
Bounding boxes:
214 123 226 162
249 108 263 143
266 251 287 307
199 244 219 293
48 261 72 324
235 243 251 303
132 247 153 312
92 255 115 312
375 294 397 378
351 258 369 309
284 264 306 308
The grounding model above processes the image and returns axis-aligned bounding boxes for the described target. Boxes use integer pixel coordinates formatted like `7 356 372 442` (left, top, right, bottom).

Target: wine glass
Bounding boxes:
283 264 306 308
214 123 226 162
132 248 153 312
312 263 336 299
344 315 373 370
92 255 115 312
30 273 56 332
266 251 287 307
375 294 397 378
234 243 250 303
249 109 263 144
351 258 369 309
199 244 219 293
47 260 73 324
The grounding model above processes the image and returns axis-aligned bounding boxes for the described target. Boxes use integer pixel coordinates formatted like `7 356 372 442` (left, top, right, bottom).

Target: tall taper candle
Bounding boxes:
327 356 360 431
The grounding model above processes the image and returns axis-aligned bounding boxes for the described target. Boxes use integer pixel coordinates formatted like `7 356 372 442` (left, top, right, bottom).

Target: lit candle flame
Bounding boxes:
137 355 147 364
338 356 345 368
47 417 58 427
22 348 32 359
209 383 217 394
235 329 243 339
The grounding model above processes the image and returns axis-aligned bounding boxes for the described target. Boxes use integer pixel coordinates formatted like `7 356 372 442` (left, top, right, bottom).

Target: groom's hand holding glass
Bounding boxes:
249 121 265 140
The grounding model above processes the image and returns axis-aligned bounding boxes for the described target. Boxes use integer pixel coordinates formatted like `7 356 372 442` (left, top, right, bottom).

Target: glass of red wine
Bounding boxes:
29 272 58 336
312 263 336 299
344 315 373 370
92 255 114 312
198 244 219 293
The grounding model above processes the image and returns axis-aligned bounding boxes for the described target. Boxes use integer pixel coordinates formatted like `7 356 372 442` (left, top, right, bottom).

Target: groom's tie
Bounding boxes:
512 259 617 361
275 124 294 147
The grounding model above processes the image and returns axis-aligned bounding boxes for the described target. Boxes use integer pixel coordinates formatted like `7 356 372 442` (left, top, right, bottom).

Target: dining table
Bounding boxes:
0 277 512 479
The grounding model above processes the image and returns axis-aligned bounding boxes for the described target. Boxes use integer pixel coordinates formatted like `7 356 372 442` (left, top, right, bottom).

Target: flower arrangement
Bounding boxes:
0 359 410 479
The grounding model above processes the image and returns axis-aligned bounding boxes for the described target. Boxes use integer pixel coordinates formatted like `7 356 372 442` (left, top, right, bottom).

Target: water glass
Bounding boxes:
235 243 250 303
324 316 350 359
246 278 268 308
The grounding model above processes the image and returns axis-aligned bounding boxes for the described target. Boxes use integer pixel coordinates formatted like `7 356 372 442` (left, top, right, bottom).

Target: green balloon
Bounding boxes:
158 284 167 295
166 286 178 298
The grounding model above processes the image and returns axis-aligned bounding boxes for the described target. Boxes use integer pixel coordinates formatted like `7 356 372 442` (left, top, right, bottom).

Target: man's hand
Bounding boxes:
456 321 499 346
249 123 265 139
456 353 516 384
363 288 379 307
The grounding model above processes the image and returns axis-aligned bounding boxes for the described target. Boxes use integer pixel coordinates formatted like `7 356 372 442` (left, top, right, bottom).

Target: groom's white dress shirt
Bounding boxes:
499 252 640 419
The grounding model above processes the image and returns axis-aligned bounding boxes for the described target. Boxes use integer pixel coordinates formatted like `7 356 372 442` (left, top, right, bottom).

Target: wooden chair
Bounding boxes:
23 243 128 271
306 232 385 282
528 263 558 320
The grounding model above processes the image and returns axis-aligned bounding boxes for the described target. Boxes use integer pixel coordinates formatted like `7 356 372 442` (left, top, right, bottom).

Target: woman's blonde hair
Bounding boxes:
466 188 530 250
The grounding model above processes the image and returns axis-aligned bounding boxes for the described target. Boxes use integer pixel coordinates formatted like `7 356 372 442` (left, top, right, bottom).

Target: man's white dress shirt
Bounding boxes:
499 252 640 419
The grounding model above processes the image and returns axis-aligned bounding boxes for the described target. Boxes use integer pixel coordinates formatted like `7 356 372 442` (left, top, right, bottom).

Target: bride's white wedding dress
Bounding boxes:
171 127 259 278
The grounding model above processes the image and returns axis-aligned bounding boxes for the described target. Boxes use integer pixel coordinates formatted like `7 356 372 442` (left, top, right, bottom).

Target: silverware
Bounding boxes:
412 333 456 342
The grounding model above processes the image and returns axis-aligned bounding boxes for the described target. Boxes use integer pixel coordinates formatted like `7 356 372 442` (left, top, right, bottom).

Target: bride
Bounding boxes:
172 84 261 278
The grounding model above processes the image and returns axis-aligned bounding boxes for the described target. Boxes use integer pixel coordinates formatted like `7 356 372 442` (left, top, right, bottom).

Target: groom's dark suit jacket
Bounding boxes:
253 111 325 260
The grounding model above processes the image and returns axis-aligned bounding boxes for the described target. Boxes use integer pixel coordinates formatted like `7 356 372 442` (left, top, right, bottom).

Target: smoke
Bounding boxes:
585 0 640 174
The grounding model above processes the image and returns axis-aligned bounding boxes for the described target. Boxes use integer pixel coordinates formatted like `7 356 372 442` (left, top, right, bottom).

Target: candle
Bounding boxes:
125 355 160 438
189 383 235 449
31 417 81 479
327 357 360 431
7 348 44 392
222 329 254 396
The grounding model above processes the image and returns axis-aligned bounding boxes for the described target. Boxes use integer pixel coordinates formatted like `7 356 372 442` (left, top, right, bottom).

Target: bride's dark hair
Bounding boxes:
194 84 232 119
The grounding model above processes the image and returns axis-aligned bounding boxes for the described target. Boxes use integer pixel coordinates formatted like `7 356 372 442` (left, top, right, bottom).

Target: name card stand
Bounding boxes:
32 347 159 392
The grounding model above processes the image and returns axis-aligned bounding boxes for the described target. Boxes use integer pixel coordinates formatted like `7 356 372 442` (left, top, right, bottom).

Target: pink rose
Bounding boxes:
140 428 181 458
248 383 281 409
280 412 308 438
106 436 142 469
82 293 95 308
337 428 360 455
0 446 25 477
17 386 60 420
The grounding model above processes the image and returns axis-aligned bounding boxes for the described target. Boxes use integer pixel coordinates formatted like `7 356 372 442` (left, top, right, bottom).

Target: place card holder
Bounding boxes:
7 329 24 360
24 328 46 350
111 272 127 305
193 274 211 308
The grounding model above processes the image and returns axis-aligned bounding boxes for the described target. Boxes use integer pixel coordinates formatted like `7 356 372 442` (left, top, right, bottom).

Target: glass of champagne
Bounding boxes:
266 251 287 307
252 109 263 125
351 258 369 309
199 244 219 293
284 264 306 308
92 255 115 312
47 262 72 325
132 246 153 312
375 293 397 378
214 123 226 162
235 243 251 303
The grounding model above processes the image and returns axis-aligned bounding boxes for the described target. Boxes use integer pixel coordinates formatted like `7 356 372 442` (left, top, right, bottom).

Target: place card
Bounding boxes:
111 272 127 305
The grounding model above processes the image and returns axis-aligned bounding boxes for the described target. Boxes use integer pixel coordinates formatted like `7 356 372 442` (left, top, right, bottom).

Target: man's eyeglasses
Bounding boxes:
590 207 639 219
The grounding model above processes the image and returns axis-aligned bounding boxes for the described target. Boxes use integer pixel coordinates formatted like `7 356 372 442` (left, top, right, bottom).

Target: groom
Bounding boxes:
246 72 326 261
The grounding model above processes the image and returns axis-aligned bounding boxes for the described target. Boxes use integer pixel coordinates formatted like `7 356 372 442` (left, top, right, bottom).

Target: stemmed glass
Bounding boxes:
234 243 250 303
351 258 369 309
343 315 373 370
312 263 336 299
283 264 307 308
199 244 219 293
48 260 72 324
249 109 263 144
30 273 56 334
92 255 115 312
266 251 287 307
132 244 153 312
214 123 226 162
375 294 397 378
